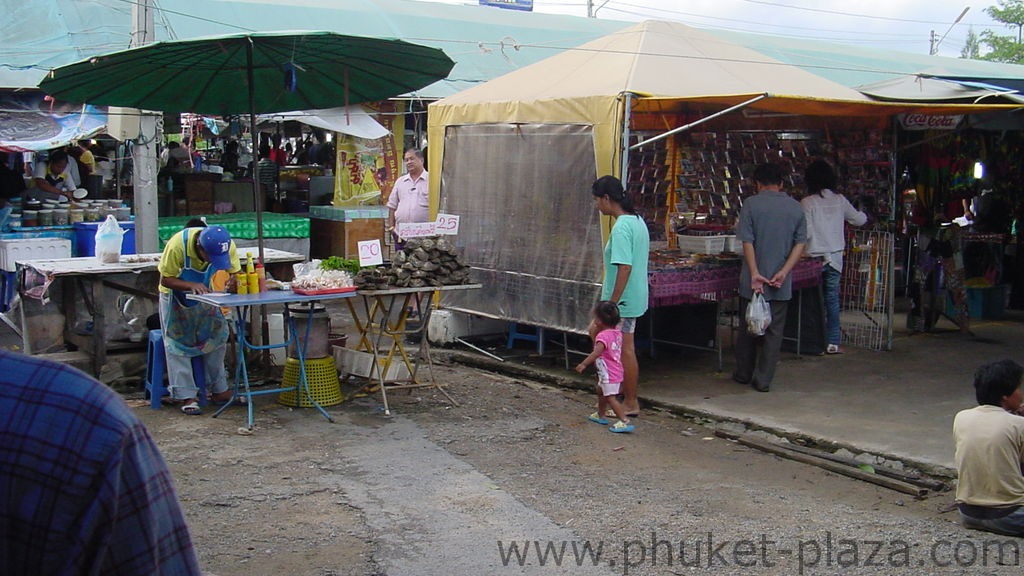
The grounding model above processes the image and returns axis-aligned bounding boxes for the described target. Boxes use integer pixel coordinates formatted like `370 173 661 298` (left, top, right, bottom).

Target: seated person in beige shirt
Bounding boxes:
953 359 1024 536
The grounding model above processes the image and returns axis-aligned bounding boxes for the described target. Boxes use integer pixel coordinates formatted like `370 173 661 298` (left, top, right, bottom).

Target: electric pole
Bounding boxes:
131 0 159 253
931 7 970 56
587 0 609 18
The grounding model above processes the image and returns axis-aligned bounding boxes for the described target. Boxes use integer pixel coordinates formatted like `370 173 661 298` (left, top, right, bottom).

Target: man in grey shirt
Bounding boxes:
733 163 807 392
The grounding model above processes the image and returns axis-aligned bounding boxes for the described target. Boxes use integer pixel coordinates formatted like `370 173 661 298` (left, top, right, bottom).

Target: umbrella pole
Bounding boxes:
247 40 271 370
246 40 266 264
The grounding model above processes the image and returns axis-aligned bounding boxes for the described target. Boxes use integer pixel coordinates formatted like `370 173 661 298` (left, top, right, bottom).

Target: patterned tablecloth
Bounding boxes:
648 258 823 308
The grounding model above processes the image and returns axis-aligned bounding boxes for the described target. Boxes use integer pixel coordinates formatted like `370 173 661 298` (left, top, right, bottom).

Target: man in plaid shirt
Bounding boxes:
0 350 200 575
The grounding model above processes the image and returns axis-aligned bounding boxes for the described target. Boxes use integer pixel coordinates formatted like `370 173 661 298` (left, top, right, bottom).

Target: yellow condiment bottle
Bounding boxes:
236 272 249 294
246 253 259 294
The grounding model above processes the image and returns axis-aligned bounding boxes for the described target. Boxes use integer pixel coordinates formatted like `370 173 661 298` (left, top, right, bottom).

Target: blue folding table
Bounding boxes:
188 289 357 429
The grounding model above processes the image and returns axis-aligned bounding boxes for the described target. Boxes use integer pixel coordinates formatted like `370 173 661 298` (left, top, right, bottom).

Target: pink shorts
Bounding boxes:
598 380 622 397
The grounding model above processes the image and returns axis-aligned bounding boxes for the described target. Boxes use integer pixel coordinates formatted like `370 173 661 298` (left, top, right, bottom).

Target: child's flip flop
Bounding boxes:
609 420 635 433
180 401 202 416
588 412 610 425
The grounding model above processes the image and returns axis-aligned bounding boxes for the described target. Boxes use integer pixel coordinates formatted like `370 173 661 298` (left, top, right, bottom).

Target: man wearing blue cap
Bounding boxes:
157 225 241 415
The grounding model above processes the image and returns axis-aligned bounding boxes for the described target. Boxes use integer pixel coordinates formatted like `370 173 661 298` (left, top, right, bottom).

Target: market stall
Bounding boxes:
427 19 1014 352
16 249 305 376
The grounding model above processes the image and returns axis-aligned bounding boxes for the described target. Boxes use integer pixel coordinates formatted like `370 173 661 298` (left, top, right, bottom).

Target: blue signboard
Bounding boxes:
479 0 533 11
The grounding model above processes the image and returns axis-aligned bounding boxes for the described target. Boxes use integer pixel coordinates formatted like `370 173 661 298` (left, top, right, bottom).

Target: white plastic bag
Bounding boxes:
746 292 772 336
95 214 124 264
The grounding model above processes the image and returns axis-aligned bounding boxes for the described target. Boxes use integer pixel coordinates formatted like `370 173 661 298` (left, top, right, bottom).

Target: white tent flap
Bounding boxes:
258 105 388 140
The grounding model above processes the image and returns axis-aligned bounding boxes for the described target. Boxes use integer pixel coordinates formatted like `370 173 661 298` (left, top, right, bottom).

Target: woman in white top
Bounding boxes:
801 160 867 354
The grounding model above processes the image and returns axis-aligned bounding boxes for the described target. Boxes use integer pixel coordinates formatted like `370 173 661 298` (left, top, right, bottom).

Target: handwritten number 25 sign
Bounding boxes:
434 213 460 235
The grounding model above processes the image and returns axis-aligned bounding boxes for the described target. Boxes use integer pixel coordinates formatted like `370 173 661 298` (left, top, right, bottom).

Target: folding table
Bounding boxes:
188 289 357 429
345 284 481 415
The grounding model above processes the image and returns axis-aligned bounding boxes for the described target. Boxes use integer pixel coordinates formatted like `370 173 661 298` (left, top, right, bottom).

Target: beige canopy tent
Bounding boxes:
426 20 1018 333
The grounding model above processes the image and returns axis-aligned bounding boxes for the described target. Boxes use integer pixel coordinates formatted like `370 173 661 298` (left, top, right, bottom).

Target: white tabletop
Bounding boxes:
16 248 305 277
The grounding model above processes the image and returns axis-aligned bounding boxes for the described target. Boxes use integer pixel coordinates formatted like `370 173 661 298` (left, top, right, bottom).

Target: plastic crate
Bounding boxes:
0 238 72 271
678 234 727 255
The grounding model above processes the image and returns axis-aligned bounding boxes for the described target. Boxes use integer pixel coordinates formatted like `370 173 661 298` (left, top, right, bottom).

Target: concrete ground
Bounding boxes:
4 296 1021 479
508 308 1024 478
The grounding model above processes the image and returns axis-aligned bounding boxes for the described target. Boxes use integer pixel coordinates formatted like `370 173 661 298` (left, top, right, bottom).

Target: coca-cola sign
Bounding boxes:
899 113 963 130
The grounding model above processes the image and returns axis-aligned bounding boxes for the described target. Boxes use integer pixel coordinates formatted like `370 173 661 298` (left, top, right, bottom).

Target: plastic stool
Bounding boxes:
144 330 208 409
506 322 545 354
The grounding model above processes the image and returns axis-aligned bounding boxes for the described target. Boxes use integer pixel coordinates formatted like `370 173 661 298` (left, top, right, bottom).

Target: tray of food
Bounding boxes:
291 286 358 296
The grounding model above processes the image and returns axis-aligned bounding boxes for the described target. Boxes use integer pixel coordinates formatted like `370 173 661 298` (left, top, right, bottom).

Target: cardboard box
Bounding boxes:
309 217 384 259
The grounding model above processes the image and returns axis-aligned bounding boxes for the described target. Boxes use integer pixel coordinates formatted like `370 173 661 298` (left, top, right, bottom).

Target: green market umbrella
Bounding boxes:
38 30 455 258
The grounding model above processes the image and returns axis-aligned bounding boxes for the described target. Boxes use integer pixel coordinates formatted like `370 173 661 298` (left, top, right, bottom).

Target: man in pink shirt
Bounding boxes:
386 148 429 247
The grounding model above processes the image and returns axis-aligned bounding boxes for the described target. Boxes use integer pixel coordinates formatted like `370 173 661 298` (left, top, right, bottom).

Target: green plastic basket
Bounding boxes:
278 356 343 407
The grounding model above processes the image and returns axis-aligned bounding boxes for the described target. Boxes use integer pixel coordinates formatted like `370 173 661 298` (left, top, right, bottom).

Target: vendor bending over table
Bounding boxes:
157 225 241 415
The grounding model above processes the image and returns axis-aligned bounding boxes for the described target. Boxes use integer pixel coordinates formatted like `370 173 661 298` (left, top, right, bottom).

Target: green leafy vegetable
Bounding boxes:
320 256 361 275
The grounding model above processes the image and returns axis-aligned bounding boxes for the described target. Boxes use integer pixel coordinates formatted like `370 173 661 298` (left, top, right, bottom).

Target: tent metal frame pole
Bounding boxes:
619 92 634 182
628 94 769 151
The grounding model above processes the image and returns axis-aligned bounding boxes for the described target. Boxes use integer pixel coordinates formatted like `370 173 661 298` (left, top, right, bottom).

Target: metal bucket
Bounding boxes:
286 305 331 359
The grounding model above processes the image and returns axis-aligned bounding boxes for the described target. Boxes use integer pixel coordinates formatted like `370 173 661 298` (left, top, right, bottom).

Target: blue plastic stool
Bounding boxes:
506 322 545 354
144 330 207 409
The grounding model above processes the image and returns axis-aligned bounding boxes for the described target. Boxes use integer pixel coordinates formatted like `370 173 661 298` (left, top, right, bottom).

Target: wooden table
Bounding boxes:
345 284 481 415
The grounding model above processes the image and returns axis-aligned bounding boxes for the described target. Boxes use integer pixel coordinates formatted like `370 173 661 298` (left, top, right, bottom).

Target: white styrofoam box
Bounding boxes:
267 313 287 365
334 346 411 381
428 309 506 344
678 234 727 255
0 238 72 271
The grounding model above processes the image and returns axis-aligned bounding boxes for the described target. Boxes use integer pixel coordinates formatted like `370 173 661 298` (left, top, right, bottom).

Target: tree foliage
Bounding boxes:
980 0 1024 62
961 27 982 59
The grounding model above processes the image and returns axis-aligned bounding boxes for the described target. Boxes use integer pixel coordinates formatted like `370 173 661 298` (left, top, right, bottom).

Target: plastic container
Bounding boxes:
678 234 728 255
255 259 267 293
84 208 100 222
235 272 248 294
21 210 37 227
115 207 131 221
37 209 53 226
69 209 84 223
53 208 69 226
72 221 136 257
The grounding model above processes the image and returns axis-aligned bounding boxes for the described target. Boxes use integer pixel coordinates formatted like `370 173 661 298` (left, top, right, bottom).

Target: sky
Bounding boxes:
432 0 1012 59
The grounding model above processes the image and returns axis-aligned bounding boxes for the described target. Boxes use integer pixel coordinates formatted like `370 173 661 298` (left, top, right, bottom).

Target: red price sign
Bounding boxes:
357 240 383 267
434 213 460 235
